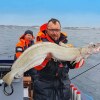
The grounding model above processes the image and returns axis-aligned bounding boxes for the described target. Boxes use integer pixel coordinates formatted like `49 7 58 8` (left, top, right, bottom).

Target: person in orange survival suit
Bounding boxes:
31 18 85 100
14 30 38 77
36 23 71 45
14 30 35 60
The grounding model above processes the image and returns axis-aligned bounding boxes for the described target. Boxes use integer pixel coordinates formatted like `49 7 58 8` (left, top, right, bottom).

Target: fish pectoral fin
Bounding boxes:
59 42 74 48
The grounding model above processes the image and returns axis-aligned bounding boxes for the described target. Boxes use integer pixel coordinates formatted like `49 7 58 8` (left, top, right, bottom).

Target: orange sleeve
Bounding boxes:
15 52 22 59
34 59 49 70
15 41 24 59
35 34 49 70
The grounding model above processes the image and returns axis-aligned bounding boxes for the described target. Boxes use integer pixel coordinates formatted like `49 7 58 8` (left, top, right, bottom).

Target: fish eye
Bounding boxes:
93 44 96 47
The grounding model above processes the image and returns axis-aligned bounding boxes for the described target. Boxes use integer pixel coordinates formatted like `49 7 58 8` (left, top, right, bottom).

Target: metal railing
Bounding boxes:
70 84 81 100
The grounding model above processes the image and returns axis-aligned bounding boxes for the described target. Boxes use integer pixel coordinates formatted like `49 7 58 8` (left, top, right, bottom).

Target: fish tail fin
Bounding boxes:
3 71 15 86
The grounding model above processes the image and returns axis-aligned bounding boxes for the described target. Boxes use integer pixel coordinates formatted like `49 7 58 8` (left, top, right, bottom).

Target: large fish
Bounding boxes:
3 42 100 85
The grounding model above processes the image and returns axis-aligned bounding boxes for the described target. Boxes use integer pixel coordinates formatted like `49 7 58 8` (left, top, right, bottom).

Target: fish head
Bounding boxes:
88 43 100 54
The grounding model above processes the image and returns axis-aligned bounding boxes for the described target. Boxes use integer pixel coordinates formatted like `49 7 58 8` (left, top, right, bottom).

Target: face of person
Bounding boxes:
47 21 61 40
24 34 33 41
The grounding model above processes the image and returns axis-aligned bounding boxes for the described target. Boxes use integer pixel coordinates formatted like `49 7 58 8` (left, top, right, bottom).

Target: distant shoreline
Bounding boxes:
0 25 100 30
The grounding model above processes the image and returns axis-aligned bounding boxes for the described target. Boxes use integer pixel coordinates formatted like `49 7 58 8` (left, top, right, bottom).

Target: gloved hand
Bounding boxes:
46 53 53 60
75 58 85 68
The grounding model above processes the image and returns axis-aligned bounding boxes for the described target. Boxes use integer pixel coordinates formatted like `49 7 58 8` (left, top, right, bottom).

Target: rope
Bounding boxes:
3 83 14 96
70 62 100 80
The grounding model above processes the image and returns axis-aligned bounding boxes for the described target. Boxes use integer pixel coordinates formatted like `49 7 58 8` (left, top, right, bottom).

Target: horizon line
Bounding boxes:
0 24 100 28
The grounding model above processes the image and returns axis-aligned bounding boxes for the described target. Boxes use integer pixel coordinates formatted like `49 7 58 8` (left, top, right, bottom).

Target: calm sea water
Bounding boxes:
0 25 100 100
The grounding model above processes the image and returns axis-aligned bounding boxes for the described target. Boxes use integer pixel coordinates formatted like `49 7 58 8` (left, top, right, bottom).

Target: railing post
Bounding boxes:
76 91 81 100
70 84 74 100
73 88 77 100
